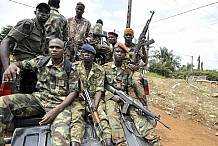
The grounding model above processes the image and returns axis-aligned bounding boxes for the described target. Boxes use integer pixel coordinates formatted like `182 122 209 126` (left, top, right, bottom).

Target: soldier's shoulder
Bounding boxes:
102 62 113 70
68 17 75 22
17 19 34 33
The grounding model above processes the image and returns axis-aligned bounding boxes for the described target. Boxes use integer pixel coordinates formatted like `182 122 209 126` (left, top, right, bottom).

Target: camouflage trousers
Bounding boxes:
105 100 161 146
70 99 111 143
129 71 148 106
0 93 71 146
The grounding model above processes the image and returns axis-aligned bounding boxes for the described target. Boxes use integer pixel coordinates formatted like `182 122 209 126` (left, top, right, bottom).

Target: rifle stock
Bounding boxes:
105 84 171 130
134 11 155 65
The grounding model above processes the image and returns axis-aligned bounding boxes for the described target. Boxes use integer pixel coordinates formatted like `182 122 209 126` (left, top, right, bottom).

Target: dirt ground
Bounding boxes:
147 76 218 146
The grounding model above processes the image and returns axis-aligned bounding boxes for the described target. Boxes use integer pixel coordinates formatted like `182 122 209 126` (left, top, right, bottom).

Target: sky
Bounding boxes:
0 0 218 70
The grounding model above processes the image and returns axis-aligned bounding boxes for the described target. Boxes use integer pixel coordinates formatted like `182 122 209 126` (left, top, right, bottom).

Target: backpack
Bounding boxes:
37 56 72 78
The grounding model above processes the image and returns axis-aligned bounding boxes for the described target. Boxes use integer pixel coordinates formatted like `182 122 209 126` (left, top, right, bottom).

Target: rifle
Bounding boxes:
82 89 105 137
134 11 155 65
105 84 171 130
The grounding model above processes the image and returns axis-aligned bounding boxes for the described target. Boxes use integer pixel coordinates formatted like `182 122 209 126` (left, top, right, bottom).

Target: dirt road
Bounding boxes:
151 106 218 146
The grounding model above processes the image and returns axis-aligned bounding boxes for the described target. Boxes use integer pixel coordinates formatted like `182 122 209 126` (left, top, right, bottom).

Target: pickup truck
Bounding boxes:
1 79 151 146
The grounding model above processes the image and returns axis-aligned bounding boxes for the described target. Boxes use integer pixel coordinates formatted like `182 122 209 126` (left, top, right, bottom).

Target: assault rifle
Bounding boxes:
134 11 155 65
105 84 171 130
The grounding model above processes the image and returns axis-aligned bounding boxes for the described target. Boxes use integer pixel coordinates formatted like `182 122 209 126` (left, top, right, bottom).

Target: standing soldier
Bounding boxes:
124 28 148 67
103 42 161 146
0 38 79 146
124 28 149 105
90 19 111 65
70 44 112 146
0 3 50 93
103 31 119 64
67 2 92 62
45 0 68 48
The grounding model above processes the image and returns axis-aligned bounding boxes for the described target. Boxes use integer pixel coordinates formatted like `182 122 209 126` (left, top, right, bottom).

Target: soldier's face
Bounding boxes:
35 8 50 23
124 34 133 43
49 42 64 59
82 50 94 62
114 48 126 62
108 35 117 45
75 8 84 18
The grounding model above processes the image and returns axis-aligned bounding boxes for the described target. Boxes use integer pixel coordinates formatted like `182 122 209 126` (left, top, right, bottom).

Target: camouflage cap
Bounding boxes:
115 42 128 53
124 28 134 36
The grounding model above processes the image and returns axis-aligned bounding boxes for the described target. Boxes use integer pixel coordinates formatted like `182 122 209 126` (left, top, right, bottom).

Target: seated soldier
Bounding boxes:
0 38 78 146
103 42 161 146
0 3 50 93
70 43 112 146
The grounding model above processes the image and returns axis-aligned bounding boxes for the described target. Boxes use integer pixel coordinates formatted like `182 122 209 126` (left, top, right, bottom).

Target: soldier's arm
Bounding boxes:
0 36 16 70
63 19 69 42
140 46 148 65
85 21 93 43
94 69 105 108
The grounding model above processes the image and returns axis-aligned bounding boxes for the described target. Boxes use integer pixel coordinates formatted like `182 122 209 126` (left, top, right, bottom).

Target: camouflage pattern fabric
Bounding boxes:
45 7 68 47
103 61 161 146
0 56 78 146
7 18 46 61
90 23 102 45
70 61 111 142
67 17 92 60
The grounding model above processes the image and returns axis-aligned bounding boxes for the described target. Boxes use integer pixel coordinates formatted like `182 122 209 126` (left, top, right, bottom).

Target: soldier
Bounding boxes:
90 19 111 65
70 44 112 146
103 42 161 146
103 31 119 64
0 2 50 70
123 28 149 106
67 2 92 62
45 0 68 48
0 3 50 93
124 28 148 67
0 38 79 146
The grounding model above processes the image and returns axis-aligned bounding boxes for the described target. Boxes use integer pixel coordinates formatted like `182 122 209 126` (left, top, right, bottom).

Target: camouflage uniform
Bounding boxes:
103 61 161 146
70 61 111 143
90 23 111 65
45 7 68 47
7 18 46 61
0 56 78 146
125 43 148 106
7 18 47 93
67 17 92 61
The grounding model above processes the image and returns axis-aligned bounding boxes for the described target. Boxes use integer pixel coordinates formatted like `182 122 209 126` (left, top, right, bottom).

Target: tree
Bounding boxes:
201 62 203 71
1 25 13 37
148 47 181 77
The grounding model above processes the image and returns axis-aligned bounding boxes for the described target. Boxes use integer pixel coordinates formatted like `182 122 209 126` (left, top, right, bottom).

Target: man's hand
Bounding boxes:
39 108 60 125
112 95 121 103
3 63 20 81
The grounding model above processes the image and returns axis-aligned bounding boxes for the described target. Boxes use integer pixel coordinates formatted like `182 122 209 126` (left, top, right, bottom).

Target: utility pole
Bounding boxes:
191 56 193 73
126 0 132 28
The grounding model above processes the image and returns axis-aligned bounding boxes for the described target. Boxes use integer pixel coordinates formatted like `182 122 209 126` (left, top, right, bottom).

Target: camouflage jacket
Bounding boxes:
90 23 102 45
7 18 46 61
103 61 134 101
74 61 105 98
45 7 68 42
19 56 79 100
68 17 92 45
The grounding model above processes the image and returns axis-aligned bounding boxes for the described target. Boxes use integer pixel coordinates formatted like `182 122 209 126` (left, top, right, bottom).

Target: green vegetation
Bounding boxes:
147 46 218 81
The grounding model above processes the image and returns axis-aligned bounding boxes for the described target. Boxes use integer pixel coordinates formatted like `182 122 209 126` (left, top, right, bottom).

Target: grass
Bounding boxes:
143 72 166 79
